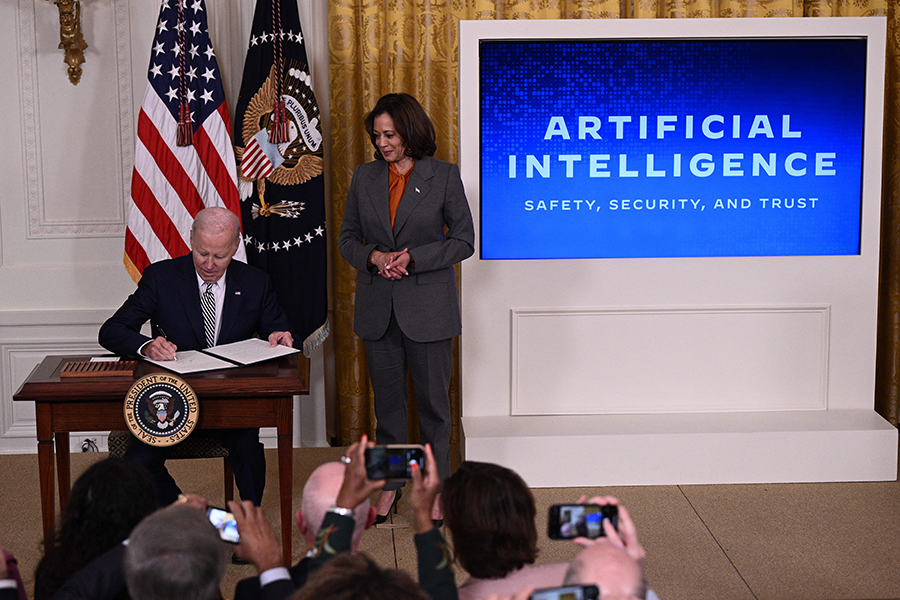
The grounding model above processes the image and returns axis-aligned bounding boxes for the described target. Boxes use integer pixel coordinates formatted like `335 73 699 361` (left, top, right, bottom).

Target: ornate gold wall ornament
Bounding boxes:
54 0 87 85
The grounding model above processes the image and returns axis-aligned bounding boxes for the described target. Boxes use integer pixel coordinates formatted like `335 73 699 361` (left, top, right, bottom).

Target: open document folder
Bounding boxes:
144 338 300 374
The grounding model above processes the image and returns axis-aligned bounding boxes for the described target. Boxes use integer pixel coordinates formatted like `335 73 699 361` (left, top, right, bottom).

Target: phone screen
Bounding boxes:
549 504 617 539
206 507 239 544
365 446 424 480
530 585 599 600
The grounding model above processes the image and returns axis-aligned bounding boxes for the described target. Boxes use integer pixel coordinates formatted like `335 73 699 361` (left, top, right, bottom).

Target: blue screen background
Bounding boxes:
479 38 867 259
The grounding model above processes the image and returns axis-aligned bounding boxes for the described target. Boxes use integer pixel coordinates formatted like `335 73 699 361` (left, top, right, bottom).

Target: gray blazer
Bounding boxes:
338 156 475 343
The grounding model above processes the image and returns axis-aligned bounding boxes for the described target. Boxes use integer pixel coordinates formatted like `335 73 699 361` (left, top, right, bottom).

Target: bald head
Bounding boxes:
192 207 241 249
564 540 646 600
300 462 371 549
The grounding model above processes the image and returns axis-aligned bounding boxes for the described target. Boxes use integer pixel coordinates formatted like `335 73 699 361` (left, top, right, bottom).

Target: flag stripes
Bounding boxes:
123 0 244 282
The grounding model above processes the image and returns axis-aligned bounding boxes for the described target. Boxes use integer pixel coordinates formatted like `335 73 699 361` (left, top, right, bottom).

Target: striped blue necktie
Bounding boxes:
201 282 216 348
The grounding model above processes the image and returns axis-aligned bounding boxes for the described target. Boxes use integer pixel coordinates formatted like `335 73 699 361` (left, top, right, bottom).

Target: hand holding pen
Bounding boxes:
144 326 178 361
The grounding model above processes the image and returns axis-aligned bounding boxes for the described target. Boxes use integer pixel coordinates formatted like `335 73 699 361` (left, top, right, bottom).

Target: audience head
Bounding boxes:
298 461 374 550
190 207 241 283
442 460 538 579
291 552 429 600
125 504 226 600
365 93 437 161
564 540 646 600
33 458 158 600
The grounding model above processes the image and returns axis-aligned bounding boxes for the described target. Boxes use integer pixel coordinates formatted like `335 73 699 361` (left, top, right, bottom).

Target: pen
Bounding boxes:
157 326 177 361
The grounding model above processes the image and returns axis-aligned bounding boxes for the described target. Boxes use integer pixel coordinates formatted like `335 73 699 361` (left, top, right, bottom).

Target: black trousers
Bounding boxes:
365 311 453 492
124 427 266 506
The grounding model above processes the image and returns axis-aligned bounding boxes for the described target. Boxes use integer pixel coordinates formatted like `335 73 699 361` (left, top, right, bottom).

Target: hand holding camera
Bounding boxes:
227 500 283 572
409 443 440 533
574 496 645 568
335 434 386 511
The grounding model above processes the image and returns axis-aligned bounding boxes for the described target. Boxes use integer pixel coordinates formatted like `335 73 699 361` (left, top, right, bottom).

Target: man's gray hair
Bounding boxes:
192 207 241 250
125 504 226 600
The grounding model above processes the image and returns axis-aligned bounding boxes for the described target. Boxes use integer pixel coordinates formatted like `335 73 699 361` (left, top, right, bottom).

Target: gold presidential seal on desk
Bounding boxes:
124 374 199 446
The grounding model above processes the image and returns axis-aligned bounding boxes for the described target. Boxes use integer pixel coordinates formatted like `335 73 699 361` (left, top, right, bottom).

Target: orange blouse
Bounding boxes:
388 160 414 228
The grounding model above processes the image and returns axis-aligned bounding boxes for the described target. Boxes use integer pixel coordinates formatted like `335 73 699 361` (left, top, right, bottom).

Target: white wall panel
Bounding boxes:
30 0 129 235
511 305 829 415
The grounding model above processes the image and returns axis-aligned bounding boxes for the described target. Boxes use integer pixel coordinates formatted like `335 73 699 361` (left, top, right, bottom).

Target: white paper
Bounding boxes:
203 338 299 366
144 350 237 374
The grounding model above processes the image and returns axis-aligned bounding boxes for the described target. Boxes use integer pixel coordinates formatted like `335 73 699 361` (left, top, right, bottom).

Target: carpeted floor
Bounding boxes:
2 446 899 600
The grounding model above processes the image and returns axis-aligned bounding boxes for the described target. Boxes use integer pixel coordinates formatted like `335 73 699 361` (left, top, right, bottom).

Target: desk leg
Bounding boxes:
277 397 293 566
56 432 71 510
35 404 55 545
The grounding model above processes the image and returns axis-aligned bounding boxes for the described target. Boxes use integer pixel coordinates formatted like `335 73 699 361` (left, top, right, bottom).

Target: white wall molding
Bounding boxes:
510 304 831 416
18 0 42 240
20 0 130 239
0 308 120 453
2 334 108 456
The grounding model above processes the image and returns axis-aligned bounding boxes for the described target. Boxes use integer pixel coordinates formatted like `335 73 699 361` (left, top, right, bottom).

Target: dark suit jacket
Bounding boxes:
233 558 309 600
99 254 294 355
50 543 128 600
338 156 475 343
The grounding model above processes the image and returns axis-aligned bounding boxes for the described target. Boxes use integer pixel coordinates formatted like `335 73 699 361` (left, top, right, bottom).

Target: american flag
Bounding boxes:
124 0 245 281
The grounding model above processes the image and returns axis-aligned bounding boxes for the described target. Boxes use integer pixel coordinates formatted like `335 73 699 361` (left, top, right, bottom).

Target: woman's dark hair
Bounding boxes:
33 458 158 600
441 461 538 579
291 552 429 600
364 93 437 160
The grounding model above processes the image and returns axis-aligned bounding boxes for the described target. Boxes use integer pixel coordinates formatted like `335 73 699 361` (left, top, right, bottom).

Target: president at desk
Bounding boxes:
99 207 295 506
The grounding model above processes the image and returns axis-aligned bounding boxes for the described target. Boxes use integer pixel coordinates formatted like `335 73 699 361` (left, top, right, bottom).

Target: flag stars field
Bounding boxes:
124 0 244 279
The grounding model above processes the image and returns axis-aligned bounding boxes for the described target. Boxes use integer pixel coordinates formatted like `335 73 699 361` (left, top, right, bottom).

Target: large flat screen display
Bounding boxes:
480 36 868 259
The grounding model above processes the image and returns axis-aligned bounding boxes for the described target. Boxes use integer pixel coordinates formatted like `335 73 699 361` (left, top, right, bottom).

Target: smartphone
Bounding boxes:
364 445 425 480
529 585 600 600
548 503 618 539
206 506 240 544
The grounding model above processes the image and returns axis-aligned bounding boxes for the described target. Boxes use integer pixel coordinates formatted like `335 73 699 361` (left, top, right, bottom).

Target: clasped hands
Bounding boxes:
369 248 410 280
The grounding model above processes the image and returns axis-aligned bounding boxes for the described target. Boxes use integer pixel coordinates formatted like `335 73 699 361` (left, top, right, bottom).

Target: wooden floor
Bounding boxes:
2 446 899 600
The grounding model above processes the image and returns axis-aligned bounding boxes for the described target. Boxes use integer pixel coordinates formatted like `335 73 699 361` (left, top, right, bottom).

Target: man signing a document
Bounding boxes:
99 206 295 507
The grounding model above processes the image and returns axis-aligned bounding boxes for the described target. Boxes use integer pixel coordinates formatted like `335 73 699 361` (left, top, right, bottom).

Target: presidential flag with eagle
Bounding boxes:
233 0 328 355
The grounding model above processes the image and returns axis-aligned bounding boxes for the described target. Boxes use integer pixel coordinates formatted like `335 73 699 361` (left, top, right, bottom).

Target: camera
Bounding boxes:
364 445 425 480
206 506 240 544
529 585 600 600
548 503 618 540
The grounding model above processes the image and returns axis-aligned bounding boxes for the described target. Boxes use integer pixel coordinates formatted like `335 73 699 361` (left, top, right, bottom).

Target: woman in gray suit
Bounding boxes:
338 93 475 524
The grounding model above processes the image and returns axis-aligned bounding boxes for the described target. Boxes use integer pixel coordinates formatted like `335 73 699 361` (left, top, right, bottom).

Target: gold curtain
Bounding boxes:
329 0 900 445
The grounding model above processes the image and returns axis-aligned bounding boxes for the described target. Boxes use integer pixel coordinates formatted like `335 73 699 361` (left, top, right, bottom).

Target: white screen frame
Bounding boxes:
458 17 895 486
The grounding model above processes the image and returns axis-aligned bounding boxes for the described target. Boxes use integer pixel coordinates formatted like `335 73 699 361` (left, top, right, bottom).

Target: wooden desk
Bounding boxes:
13 354 309 565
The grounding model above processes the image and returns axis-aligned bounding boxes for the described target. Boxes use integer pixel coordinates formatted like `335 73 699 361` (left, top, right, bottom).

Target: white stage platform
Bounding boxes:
462 410 897 487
